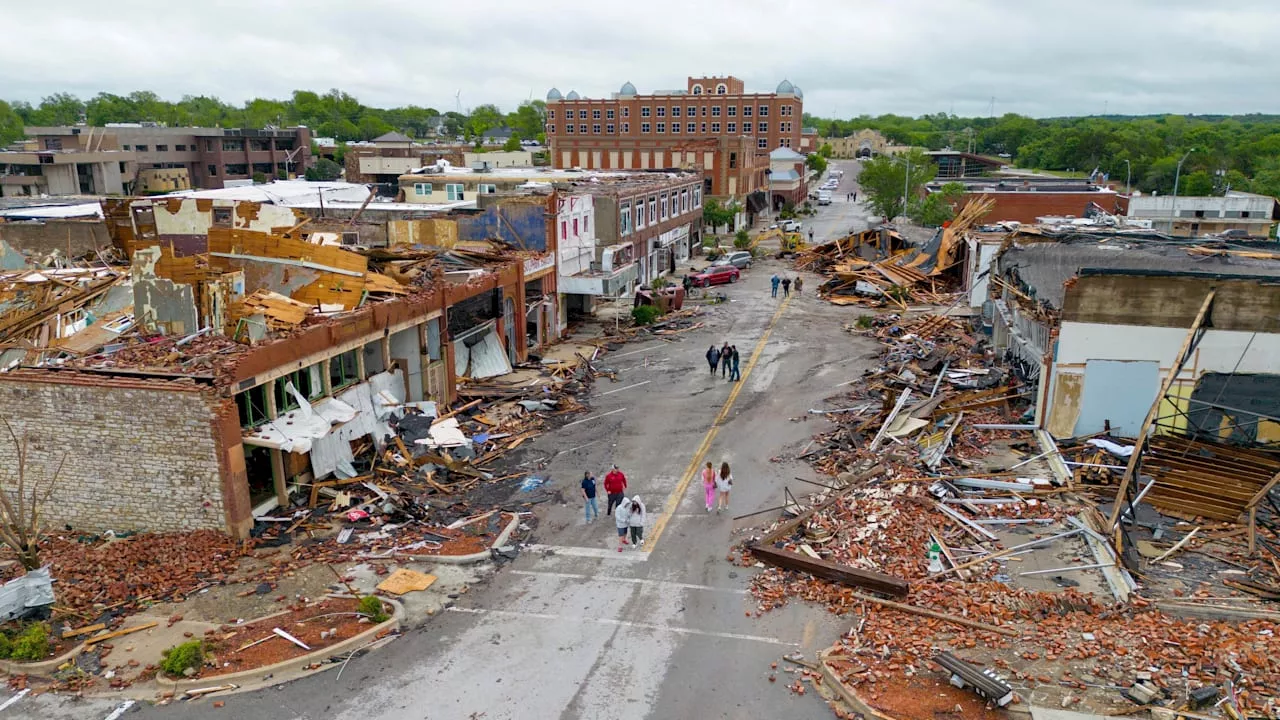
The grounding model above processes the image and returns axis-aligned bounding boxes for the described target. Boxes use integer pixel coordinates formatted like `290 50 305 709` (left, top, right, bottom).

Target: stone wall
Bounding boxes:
0 373 232 535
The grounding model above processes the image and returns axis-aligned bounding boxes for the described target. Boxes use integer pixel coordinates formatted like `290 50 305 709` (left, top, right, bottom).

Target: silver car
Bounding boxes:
712 251 753 270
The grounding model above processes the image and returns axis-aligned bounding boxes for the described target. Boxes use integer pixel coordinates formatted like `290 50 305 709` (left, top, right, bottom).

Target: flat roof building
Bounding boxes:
1126 191 1278 238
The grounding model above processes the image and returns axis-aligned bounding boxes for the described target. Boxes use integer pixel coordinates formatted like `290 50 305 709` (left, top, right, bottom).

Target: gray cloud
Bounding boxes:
2 0 1277 118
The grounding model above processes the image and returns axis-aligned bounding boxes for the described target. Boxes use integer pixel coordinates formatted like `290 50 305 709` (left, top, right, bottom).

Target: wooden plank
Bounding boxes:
749 543 909 598
1109 291 1216 528
61 623 106 639
1247 471 1280 508
852 593 1018 637
85 621 159 645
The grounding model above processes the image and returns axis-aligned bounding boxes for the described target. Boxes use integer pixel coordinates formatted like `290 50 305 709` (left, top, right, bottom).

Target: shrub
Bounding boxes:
10 623 50 662
358 596 389 623
855 314 874 329
160 640 204 677
0 631 13 659
650 275 671 290
733 230 751 249
631 305 661 326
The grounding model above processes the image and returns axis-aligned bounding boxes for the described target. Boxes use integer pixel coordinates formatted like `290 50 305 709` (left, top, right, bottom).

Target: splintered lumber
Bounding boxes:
61 623 106 640
760 464 885 544
1153 527 1199 563
749 543 909 598
85 621 159 645
930 528 1084 579
852 593 1018 637
272 627 311 650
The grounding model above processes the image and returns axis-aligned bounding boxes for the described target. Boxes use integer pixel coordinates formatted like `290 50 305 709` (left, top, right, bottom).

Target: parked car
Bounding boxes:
690 264 741 287
712 251 753 269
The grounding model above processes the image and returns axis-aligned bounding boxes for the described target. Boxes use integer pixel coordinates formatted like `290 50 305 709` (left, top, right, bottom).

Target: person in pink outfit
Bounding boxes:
701 461 717 513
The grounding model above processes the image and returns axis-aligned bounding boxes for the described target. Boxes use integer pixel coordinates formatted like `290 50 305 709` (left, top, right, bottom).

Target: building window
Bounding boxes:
621 203 632 235
687 122 696 133
656 107 665 117
711 123 721 133
727 122 736 133
758 121 768 133
660 194 668 219
155 144 168 151
716 83 727 94
759 105 769 116
779 122 786 133
135 144 149 152
782 139 791 148
414 182 432 196
274 365 323 414
607 124 615 133
212 207 233 227
688 105 697 117
547 124 556 134
641 123 651 133
121 144 131 150
672 106 681 118
648 198 656 223
701 106 708 117
592 109 601 119
641 106 651 117
478 183 497 194
593 124 601 134
446 183 465 200
729 152 737 169
606 109 615 120
622 123 629 133
548 109 555 119
693 185 702 208
566 124 574 134
622 107 629 117
743 106 753 117
711 106 721 117
656 122 665 133
329 349 360 391
727 106 737 117
208 164 218 176
222 139 244 151
758 138 768 149
681 188 689 212
693 85 703 95
701 123 707 133
578 124 586 133
635 198 645 229
175 144 187 151
236 385 270 428
579 109 589 119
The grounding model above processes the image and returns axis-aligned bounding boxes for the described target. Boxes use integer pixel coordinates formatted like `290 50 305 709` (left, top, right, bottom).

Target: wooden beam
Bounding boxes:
1108 291 1216 528
1247 471 1280 508
84 621 159 646
854 594 1018 638
749 543 909 598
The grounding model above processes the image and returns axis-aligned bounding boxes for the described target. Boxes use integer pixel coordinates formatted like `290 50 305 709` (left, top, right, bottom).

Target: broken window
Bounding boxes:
274 365 323 413
426 318 442 362
212 208 233 227
236 385 270 428
330 349 360 390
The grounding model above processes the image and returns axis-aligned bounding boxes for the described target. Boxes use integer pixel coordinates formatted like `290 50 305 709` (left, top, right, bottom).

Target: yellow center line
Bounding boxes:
647 294 792 548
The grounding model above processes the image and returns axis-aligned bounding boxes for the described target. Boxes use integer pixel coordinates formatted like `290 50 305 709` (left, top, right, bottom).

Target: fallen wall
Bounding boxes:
0 373 236 535
0 220 112 261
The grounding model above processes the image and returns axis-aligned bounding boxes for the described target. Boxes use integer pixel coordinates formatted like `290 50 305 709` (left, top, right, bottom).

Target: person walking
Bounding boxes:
770 273 780 298
628 496 647 549
729 345 741 382
808 228 814 244
705 345 719 375
794 276 804 296
581 471 598 523
781 277 791 297
852 191 857 202
603 464 627 515
719 343 732 379
715 461 734 512
614 496 632 552
701 461 717 513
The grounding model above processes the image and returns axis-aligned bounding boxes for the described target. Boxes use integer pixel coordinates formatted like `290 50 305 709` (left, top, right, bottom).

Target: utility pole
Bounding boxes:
1123 159 1131 196
1170 148 1196 235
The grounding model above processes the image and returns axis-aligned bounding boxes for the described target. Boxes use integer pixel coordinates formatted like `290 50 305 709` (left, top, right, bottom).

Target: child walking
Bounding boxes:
715 462 734 512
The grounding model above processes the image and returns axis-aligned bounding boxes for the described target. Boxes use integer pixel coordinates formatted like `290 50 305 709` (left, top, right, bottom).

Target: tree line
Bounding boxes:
806 112 1280 199
0 89 548 148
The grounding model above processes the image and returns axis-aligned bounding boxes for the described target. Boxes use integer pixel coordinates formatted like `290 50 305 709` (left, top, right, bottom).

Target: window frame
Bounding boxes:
445 183 465 201
414 182 432 196
641 106 651 118
641 122 651 134
477 183 497 194
329 349 361 391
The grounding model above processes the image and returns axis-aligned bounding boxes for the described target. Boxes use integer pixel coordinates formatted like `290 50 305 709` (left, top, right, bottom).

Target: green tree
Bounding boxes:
702 199 736 234
857 149 937 220
502 134 523 152
357 113 393 140
506 102 545 142
908 181 966 226
442 112 467 137
1181 169 1215 197
28 93 84 126
466 104 504 143
0 101 24 146
818 143 833 158
805 153 828 175
305 158 342 181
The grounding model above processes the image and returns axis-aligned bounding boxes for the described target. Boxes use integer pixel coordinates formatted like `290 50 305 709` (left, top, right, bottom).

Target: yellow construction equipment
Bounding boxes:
754 228 806 252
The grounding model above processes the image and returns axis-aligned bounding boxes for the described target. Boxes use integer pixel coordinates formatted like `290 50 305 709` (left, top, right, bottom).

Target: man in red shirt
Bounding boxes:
603 465 628 516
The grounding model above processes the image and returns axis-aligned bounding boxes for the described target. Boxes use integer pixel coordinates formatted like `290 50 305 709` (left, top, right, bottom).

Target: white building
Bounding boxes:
1126 191 1276 237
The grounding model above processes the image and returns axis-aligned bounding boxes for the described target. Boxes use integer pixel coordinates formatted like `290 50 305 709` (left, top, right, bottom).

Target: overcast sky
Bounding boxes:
3 0 1278 119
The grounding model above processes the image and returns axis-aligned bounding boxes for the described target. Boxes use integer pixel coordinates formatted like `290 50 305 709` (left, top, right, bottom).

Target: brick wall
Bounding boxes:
0 374 233 535
964 192 1123 224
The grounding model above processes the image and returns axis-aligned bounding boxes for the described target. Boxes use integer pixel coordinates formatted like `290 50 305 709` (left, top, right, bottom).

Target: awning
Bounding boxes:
453 321 512 379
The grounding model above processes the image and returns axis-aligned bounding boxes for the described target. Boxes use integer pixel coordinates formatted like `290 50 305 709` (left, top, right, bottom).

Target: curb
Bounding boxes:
817 647 898 720
0 640 84 679
393 512 519 565
154 597 404 696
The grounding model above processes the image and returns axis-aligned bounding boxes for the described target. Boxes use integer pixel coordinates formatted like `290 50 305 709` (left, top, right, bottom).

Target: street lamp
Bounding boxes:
1170 148 1196 235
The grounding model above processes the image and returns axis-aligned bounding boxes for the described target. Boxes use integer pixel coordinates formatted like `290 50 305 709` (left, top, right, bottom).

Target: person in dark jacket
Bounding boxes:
581 471 598 523
719 343 732 379
705 345 719 375
729 346 741 382
781 277 792 297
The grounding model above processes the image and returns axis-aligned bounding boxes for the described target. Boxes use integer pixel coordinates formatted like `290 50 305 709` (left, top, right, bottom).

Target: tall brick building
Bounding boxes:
544 76 803 199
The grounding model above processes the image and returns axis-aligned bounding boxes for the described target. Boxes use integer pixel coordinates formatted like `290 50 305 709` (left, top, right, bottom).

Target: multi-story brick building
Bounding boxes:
544 76 803 200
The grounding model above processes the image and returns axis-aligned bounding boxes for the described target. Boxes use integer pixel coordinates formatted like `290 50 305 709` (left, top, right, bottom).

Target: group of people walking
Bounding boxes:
580 464 647 551
701 461 734 513
706 342 740 381
771 273 803 298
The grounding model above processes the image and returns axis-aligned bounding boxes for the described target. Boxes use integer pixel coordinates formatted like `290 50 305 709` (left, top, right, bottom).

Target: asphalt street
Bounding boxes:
15 178 882 720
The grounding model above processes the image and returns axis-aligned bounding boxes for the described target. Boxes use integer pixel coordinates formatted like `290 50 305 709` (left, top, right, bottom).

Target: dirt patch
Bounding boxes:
197 597 380 678
856 672 1007 719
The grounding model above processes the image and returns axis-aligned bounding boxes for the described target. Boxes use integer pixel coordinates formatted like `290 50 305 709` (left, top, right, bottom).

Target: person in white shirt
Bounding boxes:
628 496 647 548
715 462 733 512
614 497 632 552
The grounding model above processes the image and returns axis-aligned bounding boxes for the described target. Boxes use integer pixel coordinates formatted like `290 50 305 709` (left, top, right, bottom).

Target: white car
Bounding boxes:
781 220 802 232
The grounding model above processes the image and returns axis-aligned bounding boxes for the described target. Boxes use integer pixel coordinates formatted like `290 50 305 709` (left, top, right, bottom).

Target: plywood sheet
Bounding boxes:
1046 370 1083 439
376 569 437 595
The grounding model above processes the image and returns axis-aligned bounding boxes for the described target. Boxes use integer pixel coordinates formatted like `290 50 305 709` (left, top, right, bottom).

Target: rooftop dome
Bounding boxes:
776 79 795 94
546 88 562 101
793 85 803 99
619 81 637 96
565 90 581 100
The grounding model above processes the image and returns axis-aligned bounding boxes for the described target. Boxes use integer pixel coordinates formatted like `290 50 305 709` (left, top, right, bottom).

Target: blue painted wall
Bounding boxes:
456 203 546 251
